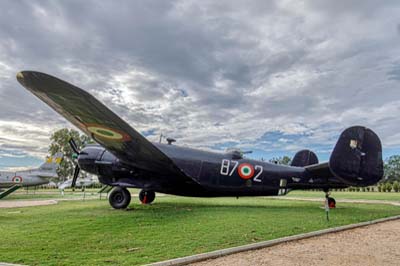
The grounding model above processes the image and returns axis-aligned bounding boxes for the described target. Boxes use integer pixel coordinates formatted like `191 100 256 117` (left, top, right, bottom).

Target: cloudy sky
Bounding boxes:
0 0 400 169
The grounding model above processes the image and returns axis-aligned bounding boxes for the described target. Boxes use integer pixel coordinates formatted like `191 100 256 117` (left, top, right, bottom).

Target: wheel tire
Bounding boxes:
139 190 155 204
109 187 131 209
328 197 336 208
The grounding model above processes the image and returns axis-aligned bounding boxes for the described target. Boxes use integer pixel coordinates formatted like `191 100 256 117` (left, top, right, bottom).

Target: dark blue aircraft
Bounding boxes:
17 71 383 209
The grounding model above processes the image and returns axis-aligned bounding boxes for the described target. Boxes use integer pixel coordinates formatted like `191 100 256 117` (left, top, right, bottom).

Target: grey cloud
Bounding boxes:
388 63 400 81
0 0 400 166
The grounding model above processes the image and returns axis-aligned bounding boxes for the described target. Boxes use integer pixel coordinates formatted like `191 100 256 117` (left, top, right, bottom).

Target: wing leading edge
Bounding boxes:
17 71 186 178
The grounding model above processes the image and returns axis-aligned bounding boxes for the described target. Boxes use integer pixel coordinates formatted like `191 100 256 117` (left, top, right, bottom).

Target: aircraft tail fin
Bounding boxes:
291 149 318 167
39 152 63 172
329 126 383 186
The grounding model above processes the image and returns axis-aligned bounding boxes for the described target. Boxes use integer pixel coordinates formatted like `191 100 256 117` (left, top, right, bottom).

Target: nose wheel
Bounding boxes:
139 190 155 204
109 187 131 209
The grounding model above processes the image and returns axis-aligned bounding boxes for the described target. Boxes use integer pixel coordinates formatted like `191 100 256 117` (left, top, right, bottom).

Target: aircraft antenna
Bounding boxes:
166 138 176 145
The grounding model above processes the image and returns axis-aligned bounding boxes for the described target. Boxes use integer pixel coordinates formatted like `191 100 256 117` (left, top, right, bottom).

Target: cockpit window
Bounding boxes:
101 151 115 162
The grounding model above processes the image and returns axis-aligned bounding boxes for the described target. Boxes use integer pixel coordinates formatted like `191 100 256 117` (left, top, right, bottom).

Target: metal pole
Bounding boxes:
325 195 330 222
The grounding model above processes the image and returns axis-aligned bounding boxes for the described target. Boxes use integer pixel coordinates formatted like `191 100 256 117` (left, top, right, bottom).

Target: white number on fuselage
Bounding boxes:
220 159 264 182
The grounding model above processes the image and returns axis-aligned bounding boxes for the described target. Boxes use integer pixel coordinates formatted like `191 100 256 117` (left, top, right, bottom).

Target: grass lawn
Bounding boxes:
285 190 400 201
0 196 400 266
2 188 140 201
2 190 98 200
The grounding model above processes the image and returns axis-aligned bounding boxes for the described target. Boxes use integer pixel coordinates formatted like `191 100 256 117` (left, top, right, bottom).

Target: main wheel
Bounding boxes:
139 190 155 204
109 187 131 209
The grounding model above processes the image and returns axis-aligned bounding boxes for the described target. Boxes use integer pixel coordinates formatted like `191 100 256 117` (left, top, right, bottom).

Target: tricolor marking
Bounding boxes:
85 124 131 142
12 176 23 183
238 163 255 180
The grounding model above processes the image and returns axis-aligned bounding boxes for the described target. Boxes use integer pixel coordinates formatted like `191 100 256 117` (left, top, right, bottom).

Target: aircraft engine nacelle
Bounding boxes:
329 126 383 186
77 146 104 174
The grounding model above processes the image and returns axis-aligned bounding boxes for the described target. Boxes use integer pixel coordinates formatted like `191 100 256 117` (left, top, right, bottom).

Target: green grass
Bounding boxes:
286 190 400 201
2 191 98 200
0 196 400 266
2 188 140 200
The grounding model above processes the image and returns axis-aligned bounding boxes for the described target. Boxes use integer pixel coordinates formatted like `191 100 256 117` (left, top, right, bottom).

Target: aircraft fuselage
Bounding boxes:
77 143 347 197
0 169 52 188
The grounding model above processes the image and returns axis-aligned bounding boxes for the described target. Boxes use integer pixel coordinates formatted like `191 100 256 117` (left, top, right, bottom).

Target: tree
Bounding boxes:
384 155 400 182
269 156 292 165
48 128 91 181
385 182 393 193
393 181 400 192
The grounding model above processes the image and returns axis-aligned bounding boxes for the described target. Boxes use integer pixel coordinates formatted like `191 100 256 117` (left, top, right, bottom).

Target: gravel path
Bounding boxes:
190 219 400 266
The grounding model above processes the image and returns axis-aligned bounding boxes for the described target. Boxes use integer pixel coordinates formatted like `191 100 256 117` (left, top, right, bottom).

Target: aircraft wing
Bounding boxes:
17 71 187 178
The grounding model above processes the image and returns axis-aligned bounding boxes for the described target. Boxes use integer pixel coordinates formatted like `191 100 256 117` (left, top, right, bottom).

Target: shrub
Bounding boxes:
393 181 399 192
385 183 393 193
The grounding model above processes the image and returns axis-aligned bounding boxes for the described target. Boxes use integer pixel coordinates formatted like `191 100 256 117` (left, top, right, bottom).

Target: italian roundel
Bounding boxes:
12 176 23 183
238 163 255 180
85 124 131 142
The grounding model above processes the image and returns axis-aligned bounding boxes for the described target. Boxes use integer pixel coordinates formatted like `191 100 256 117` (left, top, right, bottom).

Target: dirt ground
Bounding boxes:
190 219 400 266
0 200 58 208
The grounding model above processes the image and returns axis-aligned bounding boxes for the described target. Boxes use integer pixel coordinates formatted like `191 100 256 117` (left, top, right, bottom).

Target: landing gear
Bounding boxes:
328 197 336 208
109 187 131 209
139 190 155 204
324 189 336 208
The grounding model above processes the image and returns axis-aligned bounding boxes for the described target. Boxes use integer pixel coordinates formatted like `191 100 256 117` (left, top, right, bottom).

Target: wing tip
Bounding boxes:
16 70 40 88
16 71 24 80
16 71 27 86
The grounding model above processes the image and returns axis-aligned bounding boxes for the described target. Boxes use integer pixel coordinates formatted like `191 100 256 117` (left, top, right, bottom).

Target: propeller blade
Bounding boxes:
69 138 80 154
71 166 80 188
